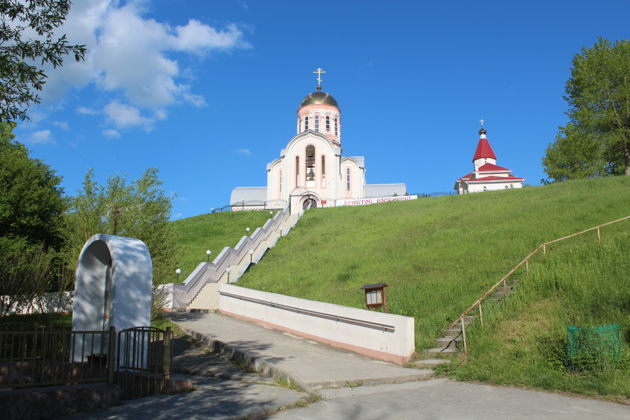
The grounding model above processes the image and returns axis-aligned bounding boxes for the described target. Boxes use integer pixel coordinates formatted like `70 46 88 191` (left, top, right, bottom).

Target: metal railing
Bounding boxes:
220 291 395 332
0 325 173 400
448 214 630 353
0 327 114 388
116 326 172 400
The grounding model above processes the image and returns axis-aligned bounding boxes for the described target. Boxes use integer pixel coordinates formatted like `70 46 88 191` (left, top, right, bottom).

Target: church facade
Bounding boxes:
231 70 406 212
454 127 524 194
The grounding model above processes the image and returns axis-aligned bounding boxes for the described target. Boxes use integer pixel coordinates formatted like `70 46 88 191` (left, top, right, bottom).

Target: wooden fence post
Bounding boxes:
478 303 483 326
461 318 467 353
597 227 601 242
525 259 529 277
107 326 116 384
543 243 546 255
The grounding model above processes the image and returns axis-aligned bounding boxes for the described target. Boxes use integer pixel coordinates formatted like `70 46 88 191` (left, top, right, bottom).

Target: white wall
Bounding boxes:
218 284 415 364
467 182 522 193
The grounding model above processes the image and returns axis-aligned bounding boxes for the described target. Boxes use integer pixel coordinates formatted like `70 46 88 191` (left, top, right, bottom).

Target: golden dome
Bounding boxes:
299 90 339 109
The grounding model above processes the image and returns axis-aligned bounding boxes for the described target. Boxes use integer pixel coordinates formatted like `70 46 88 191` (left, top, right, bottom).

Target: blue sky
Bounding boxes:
16 0 630 219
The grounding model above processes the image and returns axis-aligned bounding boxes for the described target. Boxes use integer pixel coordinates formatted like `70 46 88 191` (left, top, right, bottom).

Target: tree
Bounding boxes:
543 37 630 182
0 0 86 121
0 121 70 306
66 169 180 286
0 121 66 249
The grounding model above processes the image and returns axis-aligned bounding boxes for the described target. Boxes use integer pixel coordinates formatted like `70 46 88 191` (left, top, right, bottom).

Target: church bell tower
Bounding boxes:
296 68 341 145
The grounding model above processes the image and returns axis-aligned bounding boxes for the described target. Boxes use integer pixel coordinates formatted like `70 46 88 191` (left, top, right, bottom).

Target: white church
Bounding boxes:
454 126 524 194
231 69 407 211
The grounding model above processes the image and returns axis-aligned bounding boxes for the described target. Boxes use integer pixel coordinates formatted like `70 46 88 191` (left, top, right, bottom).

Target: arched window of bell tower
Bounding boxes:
304 116 309 131
334 118 338 136
325 116 330 132
314 115 319 132
306 145 315 181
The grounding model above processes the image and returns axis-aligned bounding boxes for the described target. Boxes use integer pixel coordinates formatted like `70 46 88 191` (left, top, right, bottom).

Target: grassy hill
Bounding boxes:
172 210 278 280
236 177 630 352
175 177 630 399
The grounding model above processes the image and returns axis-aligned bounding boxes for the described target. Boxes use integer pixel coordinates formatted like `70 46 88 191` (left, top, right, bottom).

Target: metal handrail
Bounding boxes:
447 215 630 333
220 291 396 332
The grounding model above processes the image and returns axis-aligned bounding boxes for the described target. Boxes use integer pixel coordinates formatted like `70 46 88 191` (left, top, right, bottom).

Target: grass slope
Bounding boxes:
172 210 277 281
438 227 630 401
237 176 630 353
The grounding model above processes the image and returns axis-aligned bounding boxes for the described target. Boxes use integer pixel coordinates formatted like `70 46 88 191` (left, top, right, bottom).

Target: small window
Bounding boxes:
314 115 319 132
346 167 351 191
326 116 330 132
321 155 326 176
334 118 338 136
305 117 309 131
295 156 300 185
483 186 487 191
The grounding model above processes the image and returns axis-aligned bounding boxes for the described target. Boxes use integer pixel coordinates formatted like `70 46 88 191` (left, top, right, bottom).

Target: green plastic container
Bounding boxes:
567 324 622 370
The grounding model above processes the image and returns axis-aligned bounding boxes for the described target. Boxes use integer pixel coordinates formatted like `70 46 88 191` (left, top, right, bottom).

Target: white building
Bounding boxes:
231 70 406 212
455 127 524 194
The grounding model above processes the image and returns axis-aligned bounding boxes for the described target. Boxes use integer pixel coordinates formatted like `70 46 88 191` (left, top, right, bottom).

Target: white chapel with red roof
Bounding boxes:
454 126 524 194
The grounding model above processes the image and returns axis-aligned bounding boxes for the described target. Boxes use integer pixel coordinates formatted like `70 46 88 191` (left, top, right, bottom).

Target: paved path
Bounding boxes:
167 312 431 391
66 374 303 420
268 379 630 420
65 334 305 420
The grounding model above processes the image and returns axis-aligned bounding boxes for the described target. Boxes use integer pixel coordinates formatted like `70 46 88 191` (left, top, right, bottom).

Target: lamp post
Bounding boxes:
175 268 181 282
249 249 254 263
269 211 273 216
246 227 250 236
226 266 232 283
206 250 212 262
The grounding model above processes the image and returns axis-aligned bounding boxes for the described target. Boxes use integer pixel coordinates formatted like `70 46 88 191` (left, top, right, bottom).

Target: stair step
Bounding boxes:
412 359 451 367
443 327 461 336
426 347 458 355
436 336 460 346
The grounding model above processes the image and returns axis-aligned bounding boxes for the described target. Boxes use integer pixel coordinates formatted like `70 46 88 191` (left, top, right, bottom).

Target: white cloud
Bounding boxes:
53 121 69 130
182 92 206 107
102 128 121 138
29 130 54 144
77 106 99 115
40 0 249 131
234 148 252 156
172 21 249 53
104 101 153 129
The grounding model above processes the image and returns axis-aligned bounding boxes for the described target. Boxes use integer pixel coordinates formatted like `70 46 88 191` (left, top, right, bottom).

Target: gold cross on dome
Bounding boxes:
313 67 326 89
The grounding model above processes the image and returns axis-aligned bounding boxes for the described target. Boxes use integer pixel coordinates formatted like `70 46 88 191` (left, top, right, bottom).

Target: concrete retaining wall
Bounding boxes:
218 284 415 364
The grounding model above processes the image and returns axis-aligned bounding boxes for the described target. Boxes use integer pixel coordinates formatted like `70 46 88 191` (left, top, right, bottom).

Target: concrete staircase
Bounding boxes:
187 212 302 310
426 278 520 357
